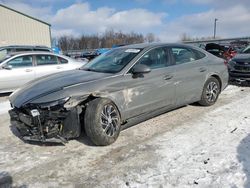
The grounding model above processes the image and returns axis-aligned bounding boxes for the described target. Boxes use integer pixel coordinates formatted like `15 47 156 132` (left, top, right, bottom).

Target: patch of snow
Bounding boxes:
0 101 11 115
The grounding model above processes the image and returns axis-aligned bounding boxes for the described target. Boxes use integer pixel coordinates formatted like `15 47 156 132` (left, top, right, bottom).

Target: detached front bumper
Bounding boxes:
9 106 82 144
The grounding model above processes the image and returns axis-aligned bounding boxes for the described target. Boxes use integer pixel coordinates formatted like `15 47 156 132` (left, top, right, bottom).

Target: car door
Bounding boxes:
122 47 176 119
34 54 62 78
0 55 35 92
170 46 207 106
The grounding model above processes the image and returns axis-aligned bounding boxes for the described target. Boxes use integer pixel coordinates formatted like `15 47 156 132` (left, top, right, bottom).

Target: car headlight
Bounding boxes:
38 97 70 109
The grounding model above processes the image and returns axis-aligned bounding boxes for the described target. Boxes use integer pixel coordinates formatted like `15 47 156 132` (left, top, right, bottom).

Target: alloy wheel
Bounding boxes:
100 104 119 137
206 81 219 102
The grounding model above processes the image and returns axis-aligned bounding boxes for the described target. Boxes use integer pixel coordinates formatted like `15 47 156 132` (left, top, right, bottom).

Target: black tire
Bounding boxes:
84 98 121 146
199 77 221 106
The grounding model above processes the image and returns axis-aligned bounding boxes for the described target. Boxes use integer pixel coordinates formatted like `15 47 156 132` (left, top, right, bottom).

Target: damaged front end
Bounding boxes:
9 97 83 144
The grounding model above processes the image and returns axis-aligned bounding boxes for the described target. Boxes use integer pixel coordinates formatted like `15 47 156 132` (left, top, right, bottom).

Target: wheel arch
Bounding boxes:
78 94 124 122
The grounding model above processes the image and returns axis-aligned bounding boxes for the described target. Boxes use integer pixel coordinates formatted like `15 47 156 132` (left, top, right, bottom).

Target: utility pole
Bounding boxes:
214 18 218 39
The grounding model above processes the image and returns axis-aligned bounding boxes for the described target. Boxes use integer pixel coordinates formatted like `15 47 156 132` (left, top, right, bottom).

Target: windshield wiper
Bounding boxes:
81 68 95 71
81 68 104 73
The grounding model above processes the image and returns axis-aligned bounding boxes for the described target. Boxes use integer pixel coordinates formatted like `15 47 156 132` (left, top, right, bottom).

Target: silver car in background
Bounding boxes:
9 43 229 146
0 52 86 93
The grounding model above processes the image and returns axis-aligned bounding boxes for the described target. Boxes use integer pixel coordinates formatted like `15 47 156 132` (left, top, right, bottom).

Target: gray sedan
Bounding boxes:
9 43 228 145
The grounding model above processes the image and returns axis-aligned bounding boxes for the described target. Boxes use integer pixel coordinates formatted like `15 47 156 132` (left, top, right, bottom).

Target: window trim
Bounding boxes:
124 46 173 75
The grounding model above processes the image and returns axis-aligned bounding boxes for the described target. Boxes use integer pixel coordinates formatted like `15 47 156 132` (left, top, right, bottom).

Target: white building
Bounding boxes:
0 4 51 47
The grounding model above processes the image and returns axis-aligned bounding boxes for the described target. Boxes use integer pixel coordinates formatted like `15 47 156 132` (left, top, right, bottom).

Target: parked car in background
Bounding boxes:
9 43 228 146
205 43 225 59
0 52 85 93
228 45 250 83
0 45 52 61
80 50 98 61
80 48 110 61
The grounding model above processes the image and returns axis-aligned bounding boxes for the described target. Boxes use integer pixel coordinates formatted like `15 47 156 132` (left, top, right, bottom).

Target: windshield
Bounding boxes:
242 45 250 54
81 48 142 73
0 49 7 61
0 54 12 64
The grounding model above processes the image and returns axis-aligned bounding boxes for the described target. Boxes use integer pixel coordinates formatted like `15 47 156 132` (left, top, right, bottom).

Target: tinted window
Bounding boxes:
36 55 58 65
58 56 68 64
16 48 32 52
136 47 170 69
171 47 205 65
7 55 33 68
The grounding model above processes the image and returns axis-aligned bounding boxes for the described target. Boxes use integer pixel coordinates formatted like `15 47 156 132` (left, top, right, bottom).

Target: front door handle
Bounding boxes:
164 74 173 80
56 66 63 69
199 67 207 72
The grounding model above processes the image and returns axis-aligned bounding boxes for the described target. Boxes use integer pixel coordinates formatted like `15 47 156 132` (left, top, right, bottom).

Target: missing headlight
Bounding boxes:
38 97 70 110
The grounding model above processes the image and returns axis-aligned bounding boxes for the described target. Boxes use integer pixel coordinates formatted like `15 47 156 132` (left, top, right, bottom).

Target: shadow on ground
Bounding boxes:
0 171 27 188
229 81 250 87
237 134 250 188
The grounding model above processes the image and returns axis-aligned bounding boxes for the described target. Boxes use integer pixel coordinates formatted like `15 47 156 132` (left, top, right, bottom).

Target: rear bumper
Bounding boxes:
9 106 81 144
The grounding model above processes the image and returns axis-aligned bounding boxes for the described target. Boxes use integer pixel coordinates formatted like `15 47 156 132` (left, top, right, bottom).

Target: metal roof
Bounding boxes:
0 4 51 26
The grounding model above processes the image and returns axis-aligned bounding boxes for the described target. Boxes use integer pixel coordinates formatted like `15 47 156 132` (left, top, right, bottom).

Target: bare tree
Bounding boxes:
58 30 159 51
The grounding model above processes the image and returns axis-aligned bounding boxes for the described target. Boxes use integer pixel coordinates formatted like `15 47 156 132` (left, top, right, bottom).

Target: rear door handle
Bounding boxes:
199 67 207 72
56 66 63 69
25 69 33 72
164 74 173 80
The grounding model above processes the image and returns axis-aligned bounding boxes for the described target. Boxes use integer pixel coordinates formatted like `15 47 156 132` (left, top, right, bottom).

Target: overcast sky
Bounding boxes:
1 0 250 42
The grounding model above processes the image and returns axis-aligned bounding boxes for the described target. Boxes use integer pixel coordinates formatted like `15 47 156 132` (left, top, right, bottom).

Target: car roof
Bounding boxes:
120 42 196 49
7 51 57 56
0 45 50 49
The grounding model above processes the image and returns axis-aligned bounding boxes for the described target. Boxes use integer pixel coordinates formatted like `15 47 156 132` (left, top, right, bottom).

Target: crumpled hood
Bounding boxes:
10 69 112 107
232 54 250 62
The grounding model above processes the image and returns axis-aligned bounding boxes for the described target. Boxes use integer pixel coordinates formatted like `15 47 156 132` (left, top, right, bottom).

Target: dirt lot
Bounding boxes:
0 85 250 188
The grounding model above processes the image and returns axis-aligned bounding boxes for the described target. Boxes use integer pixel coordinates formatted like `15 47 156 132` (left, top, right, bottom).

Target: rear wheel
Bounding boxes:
199 77 220 106
84 98 121 146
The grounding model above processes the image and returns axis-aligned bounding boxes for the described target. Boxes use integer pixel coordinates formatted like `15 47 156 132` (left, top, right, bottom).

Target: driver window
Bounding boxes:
7 55 33 68
135 47 169 70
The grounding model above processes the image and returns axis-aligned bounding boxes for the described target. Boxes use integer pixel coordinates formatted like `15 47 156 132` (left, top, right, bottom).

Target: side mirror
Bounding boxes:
2 64 12 70
131 64 151 75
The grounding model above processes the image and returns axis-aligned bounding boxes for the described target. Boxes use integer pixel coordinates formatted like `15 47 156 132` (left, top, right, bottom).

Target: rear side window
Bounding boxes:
193 49 206 59
58 56 68 64
33 48 51 52
171 47 206 65
7 55 33 68
36 55 58 65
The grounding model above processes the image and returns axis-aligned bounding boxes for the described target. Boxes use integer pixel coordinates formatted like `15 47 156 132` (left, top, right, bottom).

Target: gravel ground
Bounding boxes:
0 85 250 188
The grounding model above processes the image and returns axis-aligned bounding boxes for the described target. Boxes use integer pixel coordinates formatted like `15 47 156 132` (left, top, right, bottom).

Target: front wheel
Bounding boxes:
84 98 121 146
199 77 221 106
